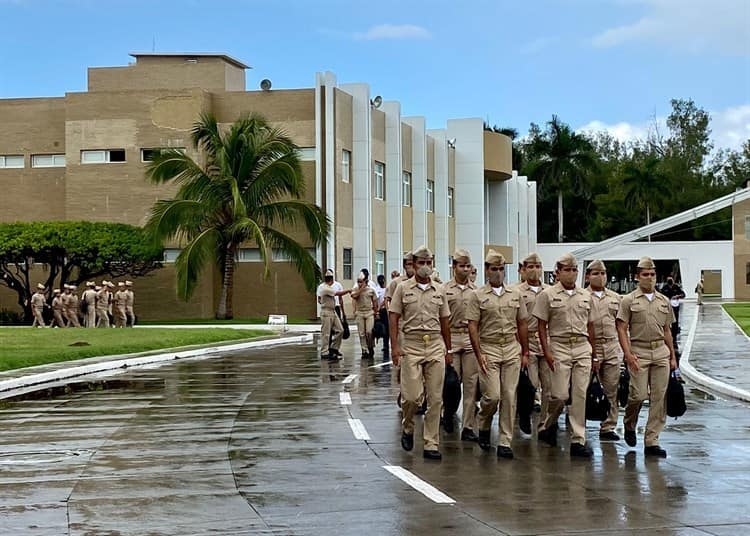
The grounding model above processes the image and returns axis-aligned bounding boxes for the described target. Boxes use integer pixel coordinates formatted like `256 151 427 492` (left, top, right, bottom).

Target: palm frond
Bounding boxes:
256 200 329 245
263 227 321 292
174 228 220 301
144 199 208 245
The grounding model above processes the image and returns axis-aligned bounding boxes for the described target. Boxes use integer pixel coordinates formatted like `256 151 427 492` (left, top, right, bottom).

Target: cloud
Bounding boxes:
577 103 750 151
353 24 432 41
591 0 750 56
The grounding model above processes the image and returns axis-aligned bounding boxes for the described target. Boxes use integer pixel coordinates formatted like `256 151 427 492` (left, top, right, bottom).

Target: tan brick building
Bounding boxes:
0 53 533 320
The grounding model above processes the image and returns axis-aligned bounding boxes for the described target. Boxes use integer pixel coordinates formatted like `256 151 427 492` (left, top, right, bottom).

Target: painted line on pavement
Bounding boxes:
342 374 358 384
367 360 392 369
347 418 371 440
382 465 455 504
339 392 352 405
681 305 750 403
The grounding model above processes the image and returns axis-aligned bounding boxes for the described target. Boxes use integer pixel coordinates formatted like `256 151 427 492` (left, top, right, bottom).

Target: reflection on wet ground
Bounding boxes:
0 331 749 535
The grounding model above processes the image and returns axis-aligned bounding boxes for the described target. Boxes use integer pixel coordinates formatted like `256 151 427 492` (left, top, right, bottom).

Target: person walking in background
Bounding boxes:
81 282 97 328
30 283 47 327
351 271 378 359
695 276 704 306
50 289 66 328
375 274 389 355
124 280 136 327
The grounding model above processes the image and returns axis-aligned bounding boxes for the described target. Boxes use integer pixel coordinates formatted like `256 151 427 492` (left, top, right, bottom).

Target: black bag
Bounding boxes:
586 373 611 422
372 319 385 340
516 367 536 419
341 316 350 340
80 299 88 314
618 367 630 408
442 364 461 418
666 372 687 417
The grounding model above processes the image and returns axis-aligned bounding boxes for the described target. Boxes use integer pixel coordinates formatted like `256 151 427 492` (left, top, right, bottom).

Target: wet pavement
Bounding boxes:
1 326 749 535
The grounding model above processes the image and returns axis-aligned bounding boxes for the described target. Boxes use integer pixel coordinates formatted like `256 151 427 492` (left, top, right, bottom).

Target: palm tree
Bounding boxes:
622 154 666 241
144 112 329 319
523 116 598 242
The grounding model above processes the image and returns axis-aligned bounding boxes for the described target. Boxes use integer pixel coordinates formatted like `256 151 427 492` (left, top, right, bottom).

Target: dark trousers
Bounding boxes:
379 307 389 352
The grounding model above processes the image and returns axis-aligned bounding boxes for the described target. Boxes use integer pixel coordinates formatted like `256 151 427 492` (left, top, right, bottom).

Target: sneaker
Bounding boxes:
497 446 514 459
570 443 593 458
644 445 667 458
599 431 620 442
624 429 637 447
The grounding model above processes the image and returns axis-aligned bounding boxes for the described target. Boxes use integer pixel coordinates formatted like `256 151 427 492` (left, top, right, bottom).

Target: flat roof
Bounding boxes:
129 52 251 70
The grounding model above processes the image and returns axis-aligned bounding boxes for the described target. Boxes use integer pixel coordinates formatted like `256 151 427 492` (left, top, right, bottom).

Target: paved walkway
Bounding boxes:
0 307 749 535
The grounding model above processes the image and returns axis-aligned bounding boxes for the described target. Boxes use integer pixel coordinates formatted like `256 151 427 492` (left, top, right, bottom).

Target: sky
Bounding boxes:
1 0 749 150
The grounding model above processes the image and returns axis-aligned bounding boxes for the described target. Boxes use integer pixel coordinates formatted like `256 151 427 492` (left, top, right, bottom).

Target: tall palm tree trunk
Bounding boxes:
557 191 564 243
216 245 236 320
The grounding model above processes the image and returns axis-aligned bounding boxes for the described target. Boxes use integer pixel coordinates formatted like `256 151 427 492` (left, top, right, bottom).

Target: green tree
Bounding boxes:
621 154 668 240
145 112 329 320
0 222 162 321
523 116 599 242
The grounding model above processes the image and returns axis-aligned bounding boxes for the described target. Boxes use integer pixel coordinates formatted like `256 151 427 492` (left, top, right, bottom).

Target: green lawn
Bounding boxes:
722 304 750 336
0 328 270 372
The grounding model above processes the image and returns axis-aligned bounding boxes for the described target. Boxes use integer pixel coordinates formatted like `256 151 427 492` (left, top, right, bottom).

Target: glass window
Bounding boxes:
342 150 351 183
297 147 316 161
402 171 412 207
163 249 181 263
374 161 385 200
343 248 353 280
745 216 750 240
0 155 24 168
375 250 386 277
141 148 185 162
82 150 126 164
426 179 435 213
448 187 455 217
32 154 65 168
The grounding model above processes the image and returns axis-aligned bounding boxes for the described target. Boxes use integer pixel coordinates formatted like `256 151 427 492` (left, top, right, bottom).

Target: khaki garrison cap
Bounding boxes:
586 259 606 272
637 256 656 270
36 283 45 290
125 280 133 286
86 281 95 287
53 289 61 294
523 252 542 265
324 269 334 277
484 249 505 265
556 253 577 267
118 282 125 287
453 249 471 262
403 251 413 261
412 245 433 259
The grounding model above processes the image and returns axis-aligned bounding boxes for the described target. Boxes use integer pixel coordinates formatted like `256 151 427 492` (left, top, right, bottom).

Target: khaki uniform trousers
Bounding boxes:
32 307 45 327
84 308 96 328
541 338 592 445
401 333 446 451
96 307 110 328
595 339 621 434
114 305 127 328
126 306 135 327
624 342 671 447
527 331 552 428
65 308 81 328
478 338 522 448
356 312 375 352
320 310 343 354
52 309 66 328
450 332 479 431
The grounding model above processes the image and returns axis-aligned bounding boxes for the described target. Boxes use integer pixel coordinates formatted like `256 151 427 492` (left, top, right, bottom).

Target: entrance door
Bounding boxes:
701 270 722 296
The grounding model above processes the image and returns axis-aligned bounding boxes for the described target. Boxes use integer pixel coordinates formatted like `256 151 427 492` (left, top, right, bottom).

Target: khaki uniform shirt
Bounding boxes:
588 288 621 341
82 289 97 305
114 290 128 308
616 288 674 344
31 292 45 310
351 284 377 315
444 279 477 331
317 283 338 312
61 293 73 311
386 274 410 301
52 296 64 311
96 289 109 311
465 284 528 340
125 289 134 308
516 281 549 354
533 282 594 337
389 279 450 335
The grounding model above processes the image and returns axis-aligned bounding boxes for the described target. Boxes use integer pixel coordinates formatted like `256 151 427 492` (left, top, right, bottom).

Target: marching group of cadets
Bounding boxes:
319 246 678 462
29 280 136 328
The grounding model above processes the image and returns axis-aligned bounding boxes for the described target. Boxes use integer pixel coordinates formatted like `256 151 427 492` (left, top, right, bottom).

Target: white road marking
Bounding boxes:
339 392 352 405
383 465 455 504
342 374 358 384
367 360 392 369
347 418 371 440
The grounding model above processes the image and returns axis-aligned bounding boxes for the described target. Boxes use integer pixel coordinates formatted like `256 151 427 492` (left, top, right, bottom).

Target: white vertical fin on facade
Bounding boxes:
428 128 449 278
528 180 538 254
382 101 403 273
404 117 427 248
517 174 530 265
340 83 373 275
448 119 485 280
314 73 325 272
322 72 337 273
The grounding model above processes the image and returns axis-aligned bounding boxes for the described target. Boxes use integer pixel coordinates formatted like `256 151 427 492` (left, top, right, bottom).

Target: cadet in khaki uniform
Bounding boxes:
124 280 135 327
351 271 379 358
467 250 529 459
96 282 110 328
317 269 351 359
586 260 623 441
389 245 452 460
534 253 597 458
113 282 128 328
385 251 415 305
616 256 677 458
695 276 704 306
62 285 81 327
51 289 66 328
82 282 97 328
513 252 550 434
30 283 47 327
443 249 479 440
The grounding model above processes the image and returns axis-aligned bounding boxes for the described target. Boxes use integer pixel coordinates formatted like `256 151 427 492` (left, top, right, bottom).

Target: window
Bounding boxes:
746 263 750 285
448 187 455 217
297 147 316 161
402 171 412 207
375 250 386 276
163 249 181 263
745 216 750 240
343 248 353 280
374 161 385 200
0 155 24 169
342 150 351 183
426 179 435 212
141 148 185 162
81 149 126 164
31 154 65 168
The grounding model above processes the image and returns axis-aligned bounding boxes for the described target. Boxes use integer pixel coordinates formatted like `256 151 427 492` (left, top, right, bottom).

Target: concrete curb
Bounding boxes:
680 305 750 403
0 333 314 399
